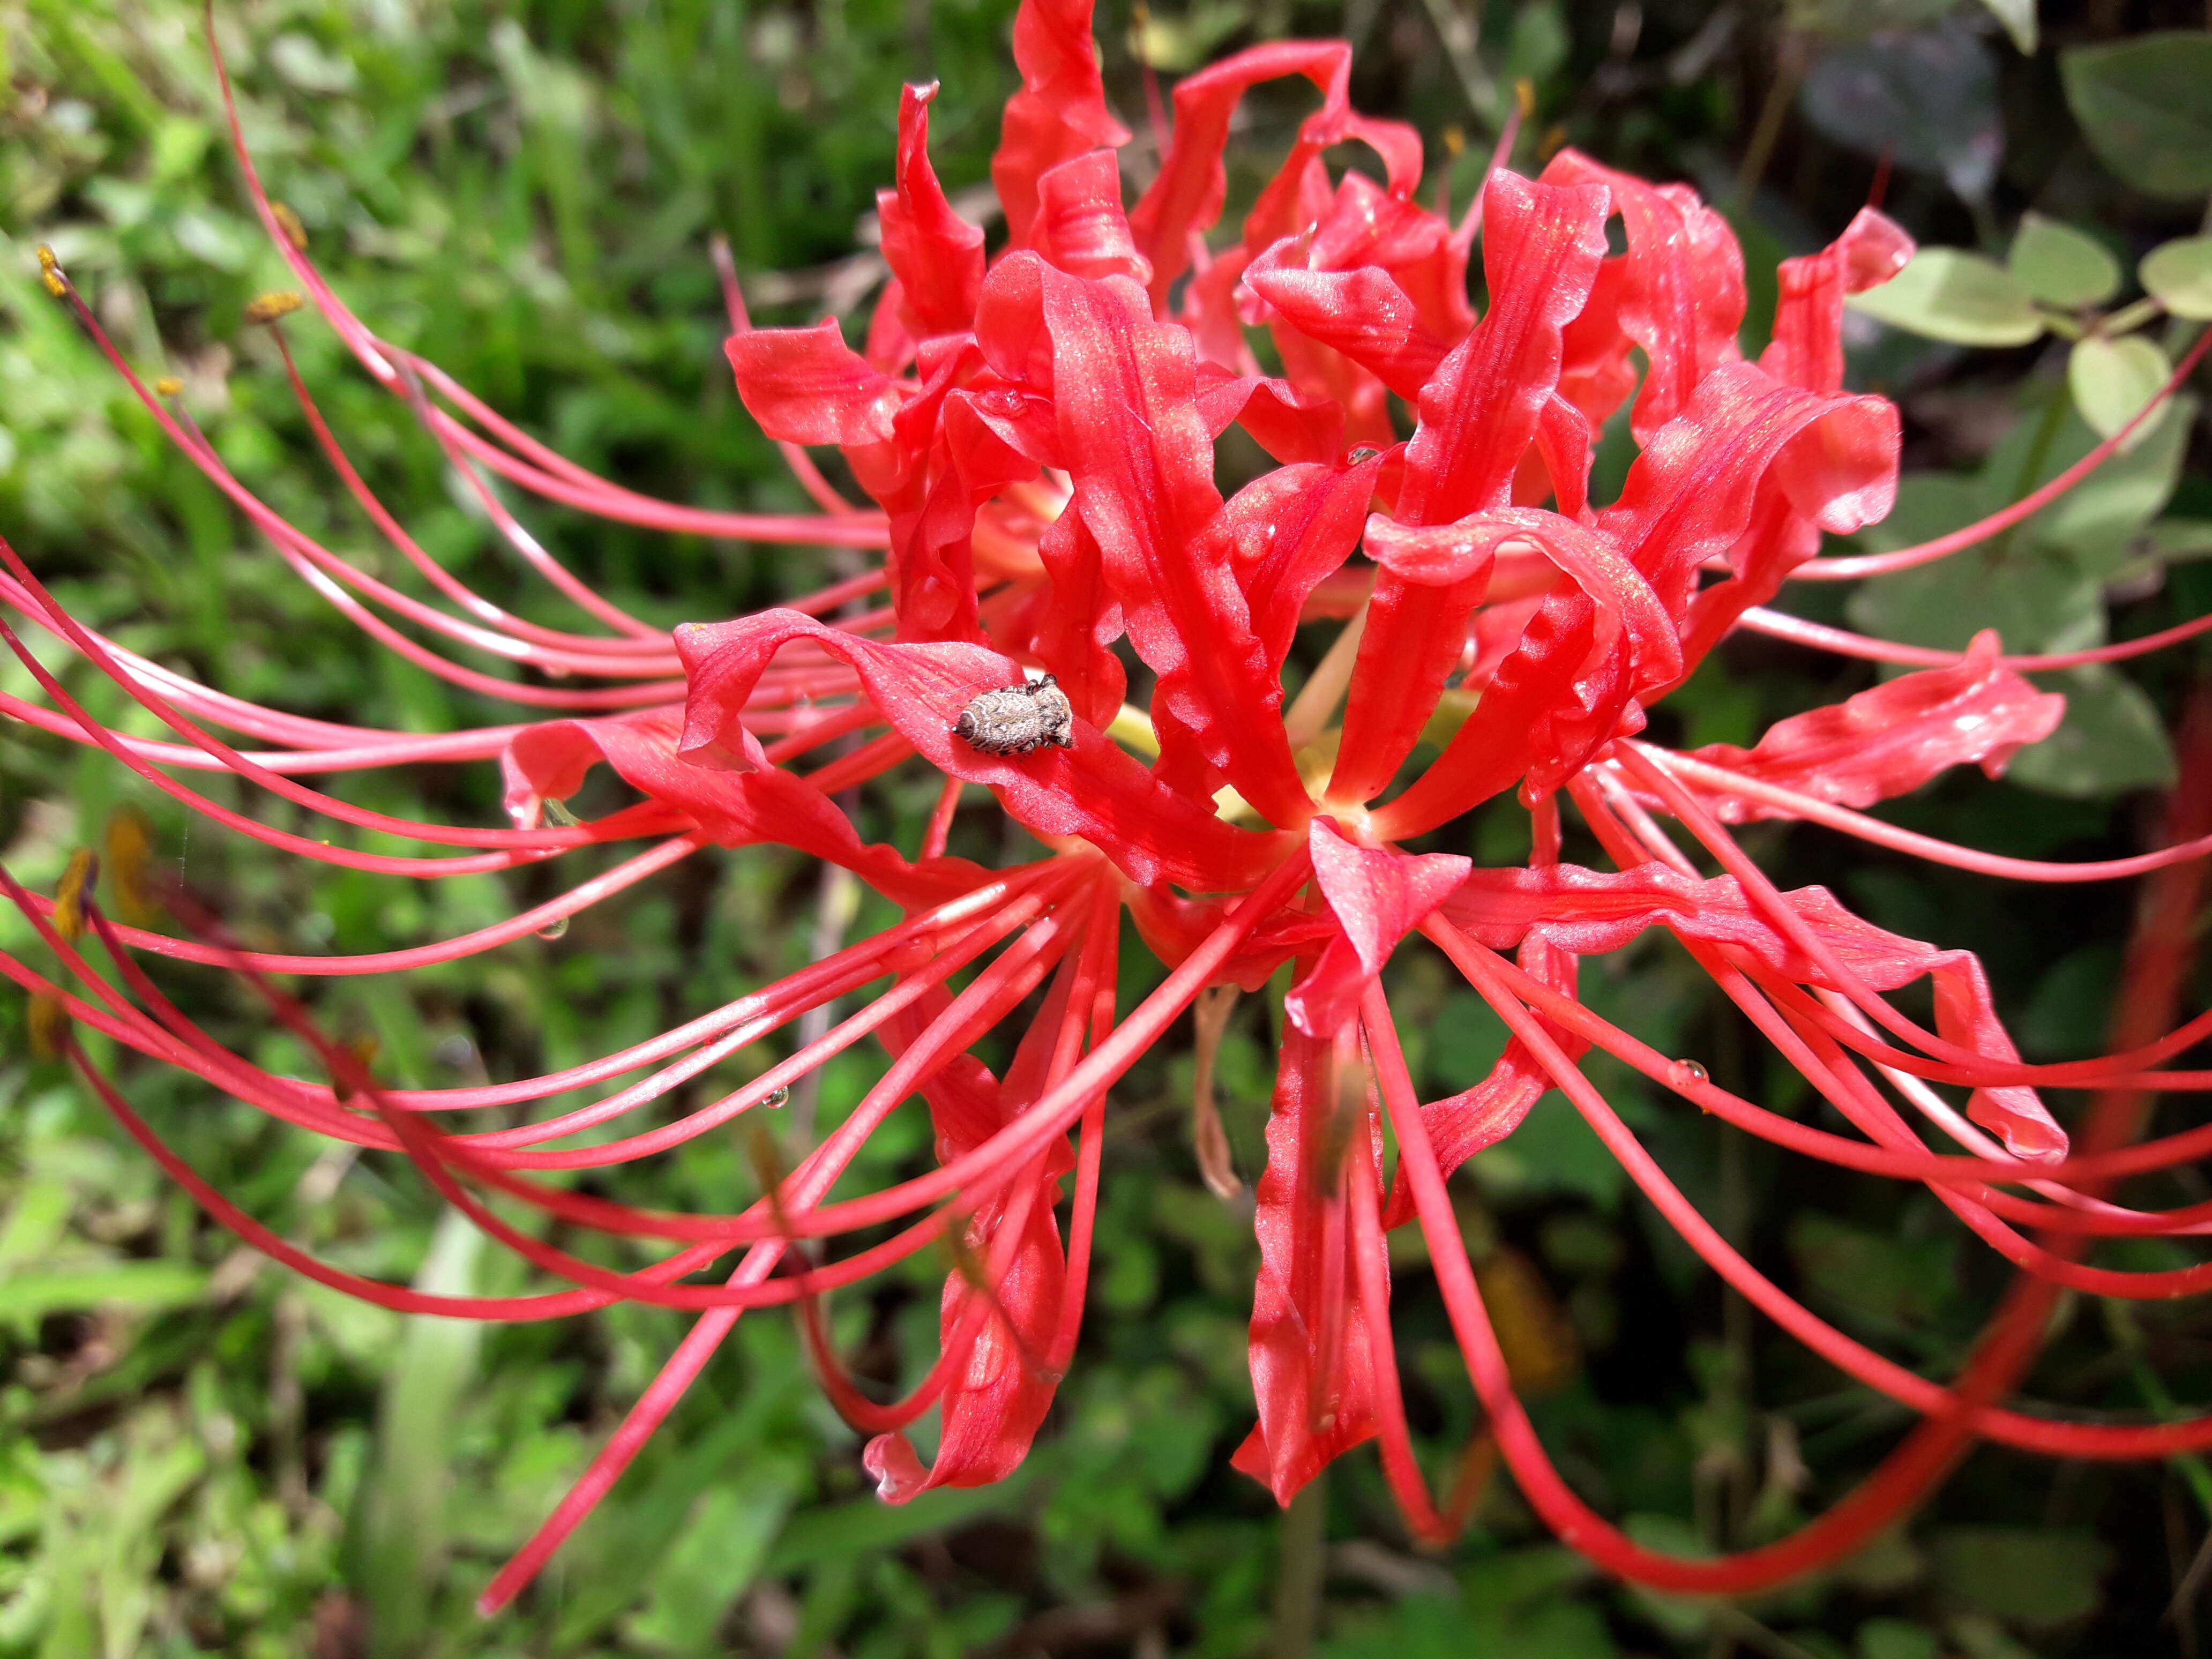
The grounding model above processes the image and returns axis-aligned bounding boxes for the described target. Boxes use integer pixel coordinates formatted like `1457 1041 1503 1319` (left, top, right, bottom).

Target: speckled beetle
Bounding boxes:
952 675 1075 756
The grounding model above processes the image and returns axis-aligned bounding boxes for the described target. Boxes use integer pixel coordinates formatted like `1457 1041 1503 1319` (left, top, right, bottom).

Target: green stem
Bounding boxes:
1416 0 1503 132
1709 1606 1831 1659
1271 1468 1329 1659
1732 33 1807 210
2111 1302 2212 1524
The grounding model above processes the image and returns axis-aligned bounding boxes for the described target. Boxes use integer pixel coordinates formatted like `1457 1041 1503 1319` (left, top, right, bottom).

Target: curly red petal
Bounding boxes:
879 83 988 340
991 0 1130 250
1669 631 2063 824
1540 149 1747 443
1232 1023 1388 1505
1329 172 1612 805
676 609 1291 889
725 320 902 446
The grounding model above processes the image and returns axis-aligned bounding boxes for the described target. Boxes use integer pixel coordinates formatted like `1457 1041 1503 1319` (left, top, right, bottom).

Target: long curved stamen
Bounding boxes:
0 539 667 853
1619 742 2212 883
198 3 892 555
1364 975 2015 1593
1618 742 2198 1090
1791 327 2212 581
1574 773 2212 1238
1738 604 2212 672
267 332 686 657
1399 941 2212 1467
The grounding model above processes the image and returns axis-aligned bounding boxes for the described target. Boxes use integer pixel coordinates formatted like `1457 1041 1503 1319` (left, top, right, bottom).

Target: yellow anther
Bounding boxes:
28 994 71 1060
1538 122 1568 163
153 376 184 398
35 244 67 299
271 201 308 251
54 848 99 944
243 290 305 325
1443 125 1467 159
103 805 158 926
1515 78 1536 120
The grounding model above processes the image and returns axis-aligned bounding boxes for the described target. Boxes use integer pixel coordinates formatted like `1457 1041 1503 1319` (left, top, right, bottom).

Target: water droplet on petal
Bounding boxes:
763 1084 791 1108
1667 1058 1708 1093
534 914 570 939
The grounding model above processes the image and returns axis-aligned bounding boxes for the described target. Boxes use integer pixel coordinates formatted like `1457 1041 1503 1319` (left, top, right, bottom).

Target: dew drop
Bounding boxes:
763 1083 791 1108
534 914 570 939
1667 1058 1708 1093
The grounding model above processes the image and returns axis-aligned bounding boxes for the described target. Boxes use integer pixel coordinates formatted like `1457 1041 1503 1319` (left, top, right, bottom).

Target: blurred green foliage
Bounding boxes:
1 1 2210 1656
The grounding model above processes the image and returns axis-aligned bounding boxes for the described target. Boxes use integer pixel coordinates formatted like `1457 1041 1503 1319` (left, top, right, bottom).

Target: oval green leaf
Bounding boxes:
1846 248 2044 346
2008 213 2120 308
2141 236 2212 321
2060 33 2212 199
2007 666 2178 798
2067 334 2172 449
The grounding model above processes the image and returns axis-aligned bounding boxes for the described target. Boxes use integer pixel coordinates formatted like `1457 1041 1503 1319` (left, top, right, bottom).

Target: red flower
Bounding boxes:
11 0 2212 1619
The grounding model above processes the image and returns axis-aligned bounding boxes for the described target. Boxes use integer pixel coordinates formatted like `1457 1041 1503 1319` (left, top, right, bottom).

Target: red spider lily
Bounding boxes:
13 0 2212 1621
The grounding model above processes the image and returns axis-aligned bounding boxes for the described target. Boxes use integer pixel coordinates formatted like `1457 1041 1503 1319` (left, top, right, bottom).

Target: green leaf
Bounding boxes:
1504 1 1572 83
1930 1527 2112 1630
2006 666 2176 797
1133 1 1251 70
352 1210 483 1659
0 1179 76 1272
1786 1213 1959 1344
2148 519 2212 563
2020 946 2124 1059
764 1464 1045 1574
2067 334 2171 447
0 1262 208 1333
1847 536 2102 659
549 1370 813 1648
1859 1619 1941 1659
1469 1096 1631 1206
623 1462 803 1653
2060 32 2212 199
2141 235 2212 320
1855 473 1996 555
1974 0 2036 53
2008 214 2119 308
1946 1613 2038 1659
2029 395 2197 574
1846 249 2043 346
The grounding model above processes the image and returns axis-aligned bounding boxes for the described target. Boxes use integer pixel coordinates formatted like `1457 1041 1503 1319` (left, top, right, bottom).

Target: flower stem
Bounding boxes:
1732 32 1807 209
1271 1467 1329 1659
